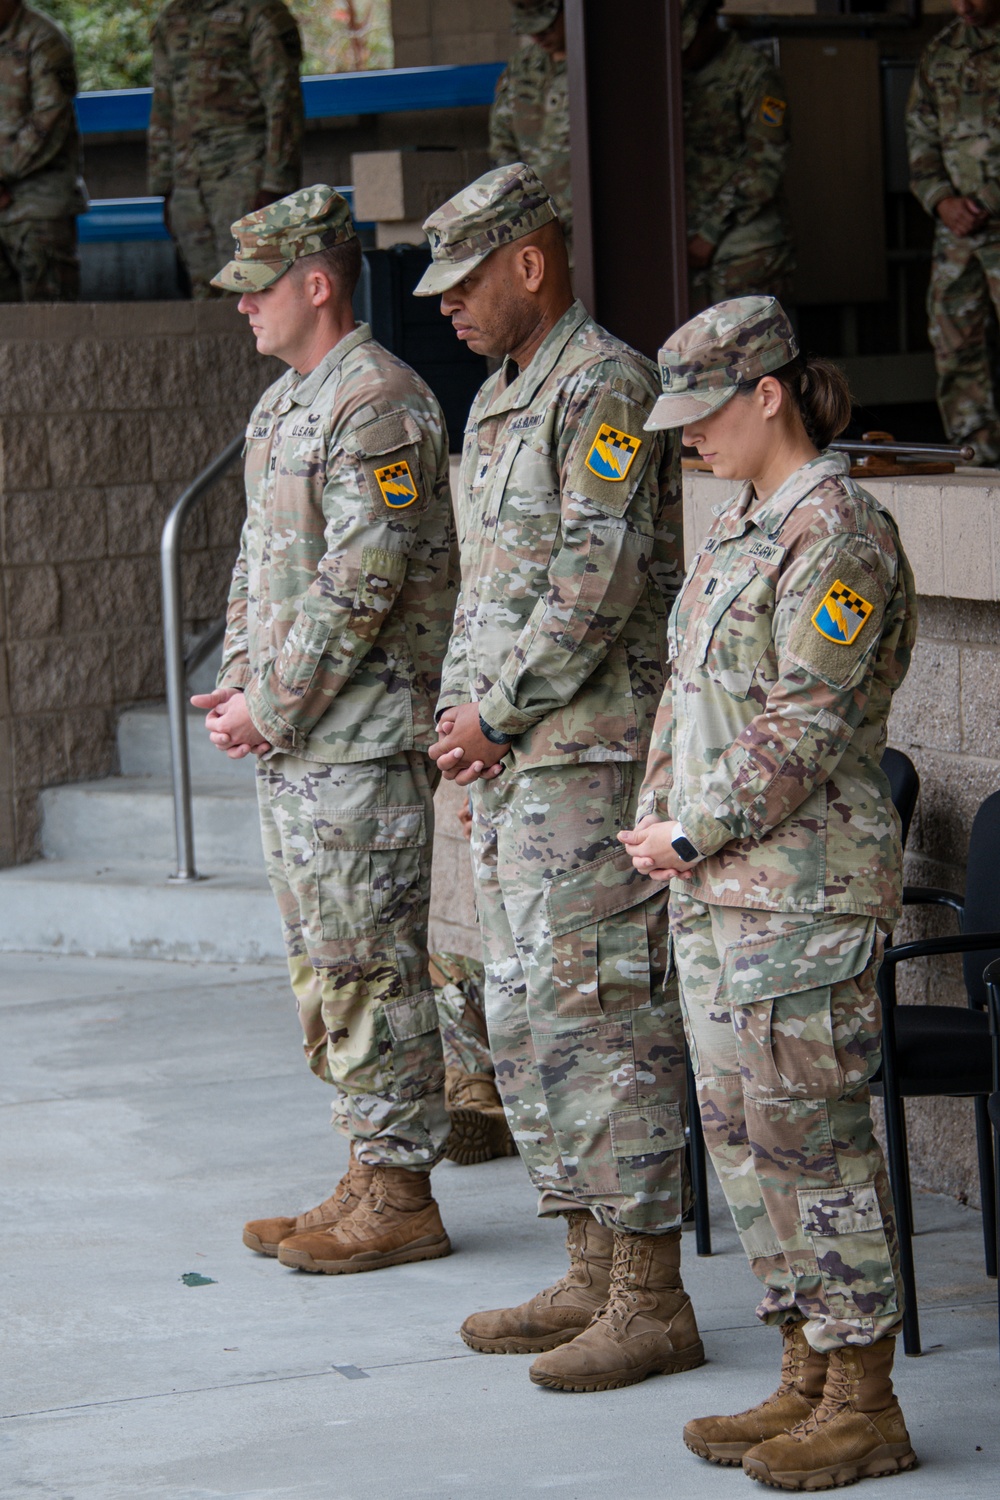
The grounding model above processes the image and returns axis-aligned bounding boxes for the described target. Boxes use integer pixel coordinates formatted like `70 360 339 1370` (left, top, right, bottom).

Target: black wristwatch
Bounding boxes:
671 831 701 864
479 713 510 746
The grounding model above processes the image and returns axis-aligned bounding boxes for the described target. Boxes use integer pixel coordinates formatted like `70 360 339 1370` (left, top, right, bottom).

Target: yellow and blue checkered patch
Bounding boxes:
760 95 787 128
584 423 642 483
374 459 418 509
811 579 874 645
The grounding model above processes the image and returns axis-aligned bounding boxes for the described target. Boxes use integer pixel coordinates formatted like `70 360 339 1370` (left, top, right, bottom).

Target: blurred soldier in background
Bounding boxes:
490 1 571 260
148 0 303 298
0 0 86 301
908 0 1000 465
682 0 794 314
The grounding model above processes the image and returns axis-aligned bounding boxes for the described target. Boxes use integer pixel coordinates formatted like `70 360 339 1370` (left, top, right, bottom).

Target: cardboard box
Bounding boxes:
351 149 492 224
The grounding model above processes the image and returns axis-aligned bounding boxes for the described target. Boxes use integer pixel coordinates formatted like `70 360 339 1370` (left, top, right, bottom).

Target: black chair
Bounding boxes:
875 788 1000 1356
983 957 1000 1366
682 748 919 1260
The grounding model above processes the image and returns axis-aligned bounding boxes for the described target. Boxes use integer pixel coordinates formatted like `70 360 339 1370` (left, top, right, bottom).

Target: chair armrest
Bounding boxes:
901 886 965 924
879 929 1000 1013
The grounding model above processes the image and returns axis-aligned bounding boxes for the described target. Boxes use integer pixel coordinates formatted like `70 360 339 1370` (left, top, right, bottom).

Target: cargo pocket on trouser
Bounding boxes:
383 989 445 1101
610 1102 686 1227
798 1181 899 1335
311 804 427 943
546 845 657 1019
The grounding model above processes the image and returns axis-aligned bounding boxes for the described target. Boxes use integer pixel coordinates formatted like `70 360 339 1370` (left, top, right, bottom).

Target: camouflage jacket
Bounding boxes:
0 2 86 223
907 18 1000 218
148 0 303 196
684 33 791 261
218 323 458 763
439 299 684 770
638 453 917 917
489 42 570 247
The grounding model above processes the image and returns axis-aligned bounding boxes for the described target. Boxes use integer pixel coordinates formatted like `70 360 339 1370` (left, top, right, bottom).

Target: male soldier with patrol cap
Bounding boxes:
0 0 87 301
192 185 460 1274
148 0 303 298
682 0 794 313
414 162 704 1392
908 0 1000 463
489 2 571 259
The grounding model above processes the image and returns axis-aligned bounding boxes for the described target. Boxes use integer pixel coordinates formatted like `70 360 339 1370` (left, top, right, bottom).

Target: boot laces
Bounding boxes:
596 1236 643 1328
790 1351 855 1438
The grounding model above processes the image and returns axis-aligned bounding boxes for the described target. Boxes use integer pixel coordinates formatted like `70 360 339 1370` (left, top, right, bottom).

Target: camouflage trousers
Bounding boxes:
689 240 795 317
927 223 1000 464
170 164 264 297
256 750 448 1171
670 892 904 1352
429 951 493 1077
470 760 688 1233
0 216 79 302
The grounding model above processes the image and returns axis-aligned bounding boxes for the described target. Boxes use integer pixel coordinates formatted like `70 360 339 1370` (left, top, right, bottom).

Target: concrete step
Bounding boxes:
117 705 254 782
0 860 282 963
40 777 263 870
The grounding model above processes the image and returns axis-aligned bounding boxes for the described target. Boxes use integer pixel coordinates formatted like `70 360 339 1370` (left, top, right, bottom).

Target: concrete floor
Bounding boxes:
2 952 998 1500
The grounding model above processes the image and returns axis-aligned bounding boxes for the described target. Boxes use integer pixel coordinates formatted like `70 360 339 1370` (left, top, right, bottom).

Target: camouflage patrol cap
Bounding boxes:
211 184 357 293
645 296 799 430
681 0 718 49
510 0 562 33
413 162 558 297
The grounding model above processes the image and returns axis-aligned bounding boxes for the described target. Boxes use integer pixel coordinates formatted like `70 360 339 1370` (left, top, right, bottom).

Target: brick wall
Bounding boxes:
0 302 278 868
392 0 513 67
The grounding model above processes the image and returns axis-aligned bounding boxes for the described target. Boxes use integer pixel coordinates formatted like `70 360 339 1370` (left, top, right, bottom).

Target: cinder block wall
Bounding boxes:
392 0 513 67
886 596 1000 1209
0 303 278 867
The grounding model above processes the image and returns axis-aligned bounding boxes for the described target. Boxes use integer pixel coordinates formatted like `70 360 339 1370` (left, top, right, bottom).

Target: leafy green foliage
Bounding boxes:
36 1 393 92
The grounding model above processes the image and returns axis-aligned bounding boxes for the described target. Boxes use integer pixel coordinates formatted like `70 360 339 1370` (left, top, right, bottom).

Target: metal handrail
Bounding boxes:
160 434 244 882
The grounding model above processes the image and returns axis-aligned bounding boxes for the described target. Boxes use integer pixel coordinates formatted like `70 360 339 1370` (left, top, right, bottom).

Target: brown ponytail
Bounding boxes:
738 354 853 450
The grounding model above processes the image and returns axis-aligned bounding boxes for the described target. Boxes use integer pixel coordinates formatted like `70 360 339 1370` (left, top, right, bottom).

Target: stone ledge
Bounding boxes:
0 300 246 343
683 468 1000 602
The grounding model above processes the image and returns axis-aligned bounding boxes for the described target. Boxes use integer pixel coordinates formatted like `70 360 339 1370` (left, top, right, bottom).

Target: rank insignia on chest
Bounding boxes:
811 580 874 645
760 95 787 127
585 424 642 482
374 459 418 508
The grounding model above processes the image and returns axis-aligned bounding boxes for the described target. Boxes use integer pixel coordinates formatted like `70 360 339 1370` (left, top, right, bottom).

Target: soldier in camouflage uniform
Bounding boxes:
0 0 86 301
415 163 704 1393
622 297 918 1488
431 951 517 1165
682 0 794 314
148 0 303 298
489 2 571 261
907 0 1000 464
193 185 460 1276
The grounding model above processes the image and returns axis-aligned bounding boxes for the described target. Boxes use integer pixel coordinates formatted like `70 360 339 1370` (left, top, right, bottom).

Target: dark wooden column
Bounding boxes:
565 0 688 360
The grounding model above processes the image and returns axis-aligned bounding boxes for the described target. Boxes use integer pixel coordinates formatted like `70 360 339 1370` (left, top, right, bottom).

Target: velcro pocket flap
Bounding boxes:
346 407 423 459
313 804 426 851
546 844 655 937
798 1181 883 1239
722 916 875 1007
384 989 438 1042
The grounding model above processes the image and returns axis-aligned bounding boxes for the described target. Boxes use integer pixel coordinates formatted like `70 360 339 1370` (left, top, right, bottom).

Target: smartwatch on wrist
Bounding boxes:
671 830 701 864
478 713 509 746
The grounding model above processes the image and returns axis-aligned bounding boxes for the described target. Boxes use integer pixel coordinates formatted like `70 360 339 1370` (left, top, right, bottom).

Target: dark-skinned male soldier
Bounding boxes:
413 162 704 1394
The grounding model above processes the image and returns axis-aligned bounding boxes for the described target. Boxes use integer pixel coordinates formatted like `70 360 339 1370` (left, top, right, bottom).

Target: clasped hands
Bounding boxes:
191 687 270 759
428 703 508 785
618 816 699 883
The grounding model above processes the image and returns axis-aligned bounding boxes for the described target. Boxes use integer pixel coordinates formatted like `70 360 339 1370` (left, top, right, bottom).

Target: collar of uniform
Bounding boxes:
287 322 373 408
745 450 851 539
484 299 590 417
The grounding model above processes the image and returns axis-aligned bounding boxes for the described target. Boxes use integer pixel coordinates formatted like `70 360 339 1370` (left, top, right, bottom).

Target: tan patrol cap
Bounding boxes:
645 296 800 430
413 162 558 297
211 184 356 293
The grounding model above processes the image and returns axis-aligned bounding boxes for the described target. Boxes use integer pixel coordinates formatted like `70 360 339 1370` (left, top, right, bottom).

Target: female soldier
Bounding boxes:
620 297 918 1490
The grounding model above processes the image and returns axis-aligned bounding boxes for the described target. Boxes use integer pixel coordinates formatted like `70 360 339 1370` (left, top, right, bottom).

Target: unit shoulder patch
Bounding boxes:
373 459 418 509
585 423 643 483
759 95 787 128
811 579 874 646
568 391 652 516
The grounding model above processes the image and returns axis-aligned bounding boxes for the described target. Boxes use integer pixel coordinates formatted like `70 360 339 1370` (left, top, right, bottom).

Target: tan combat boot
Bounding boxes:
443 1068 517 1166
276 1165 451 1274
683 1321 828 1465
528 1228 705 1392
242 1146 375 1257
460 1212 614 1354
742 1337 917 1489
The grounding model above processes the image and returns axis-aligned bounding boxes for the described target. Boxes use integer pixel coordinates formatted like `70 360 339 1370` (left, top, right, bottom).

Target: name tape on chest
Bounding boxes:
812 579 874 646
742 538 785 567
510 413 544 433
374 459 418 509
585 423 643 483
